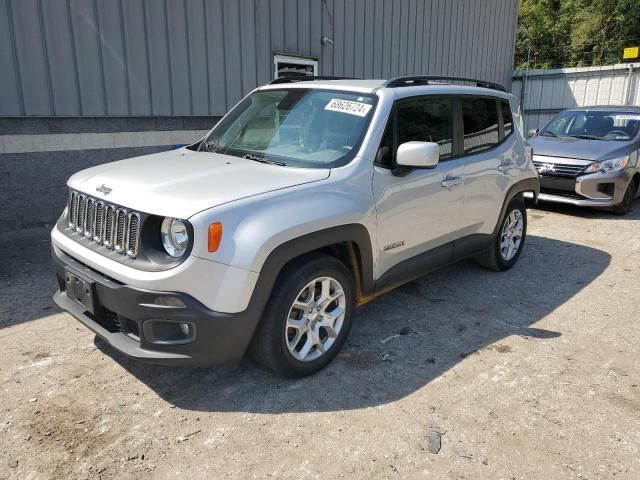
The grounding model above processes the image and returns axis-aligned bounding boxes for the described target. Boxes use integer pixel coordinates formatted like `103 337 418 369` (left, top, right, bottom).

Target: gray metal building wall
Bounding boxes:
1 0 519 230
1 0 518 117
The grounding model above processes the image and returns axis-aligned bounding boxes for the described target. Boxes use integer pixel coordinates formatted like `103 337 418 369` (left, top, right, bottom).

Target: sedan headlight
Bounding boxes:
584 155 629 174
161 217 189 258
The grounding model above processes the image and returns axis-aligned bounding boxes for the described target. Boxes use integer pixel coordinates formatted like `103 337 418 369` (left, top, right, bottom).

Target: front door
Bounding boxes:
373 95 467 279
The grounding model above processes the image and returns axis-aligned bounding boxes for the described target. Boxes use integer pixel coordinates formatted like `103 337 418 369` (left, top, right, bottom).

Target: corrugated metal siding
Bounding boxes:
513 64 640 132
0 0 519 117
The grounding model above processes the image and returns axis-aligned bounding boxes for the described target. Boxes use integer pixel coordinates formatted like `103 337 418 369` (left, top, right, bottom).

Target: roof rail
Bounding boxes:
383 76 506 92
269 75 356 85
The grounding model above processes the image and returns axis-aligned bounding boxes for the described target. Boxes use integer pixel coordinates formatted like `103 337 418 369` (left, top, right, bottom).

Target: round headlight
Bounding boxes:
161 217 189 258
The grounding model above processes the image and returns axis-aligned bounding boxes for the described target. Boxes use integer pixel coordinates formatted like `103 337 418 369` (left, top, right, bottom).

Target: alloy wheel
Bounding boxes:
500 209 523 261
285 276 346 362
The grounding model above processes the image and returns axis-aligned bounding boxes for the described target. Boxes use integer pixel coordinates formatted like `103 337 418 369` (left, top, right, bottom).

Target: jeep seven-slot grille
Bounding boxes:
67 190 141 258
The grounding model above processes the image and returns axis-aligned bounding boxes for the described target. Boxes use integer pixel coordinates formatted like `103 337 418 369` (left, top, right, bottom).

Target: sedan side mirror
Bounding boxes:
527 128 539 138
396 141 440 169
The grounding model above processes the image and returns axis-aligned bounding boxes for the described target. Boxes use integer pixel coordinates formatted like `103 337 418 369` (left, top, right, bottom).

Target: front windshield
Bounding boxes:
541 110 640 141
199 88 377 167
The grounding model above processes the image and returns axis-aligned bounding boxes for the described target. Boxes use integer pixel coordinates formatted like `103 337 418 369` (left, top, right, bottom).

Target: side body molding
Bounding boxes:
373 176 540 297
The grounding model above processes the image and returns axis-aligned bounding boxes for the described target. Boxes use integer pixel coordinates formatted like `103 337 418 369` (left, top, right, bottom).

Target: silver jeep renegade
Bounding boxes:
52 76 540 377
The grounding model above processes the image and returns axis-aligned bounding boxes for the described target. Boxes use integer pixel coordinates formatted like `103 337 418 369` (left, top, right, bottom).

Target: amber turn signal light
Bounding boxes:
208 222 223 252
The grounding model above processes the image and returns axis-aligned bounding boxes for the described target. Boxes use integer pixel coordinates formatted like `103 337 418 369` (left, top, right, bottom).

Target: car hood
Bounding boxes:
68 148 330 219
529 135 633 161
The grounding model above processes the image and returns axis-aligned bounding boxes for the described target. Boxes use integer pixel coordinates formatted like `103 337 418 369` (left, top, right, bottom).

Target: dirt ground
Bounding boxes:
1 202 639 480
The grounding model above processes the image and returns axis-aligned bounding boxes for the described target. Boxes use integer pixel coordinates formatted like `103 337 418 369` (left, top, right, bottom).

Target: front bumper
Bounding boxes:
529 169 633 207
52 247 263 366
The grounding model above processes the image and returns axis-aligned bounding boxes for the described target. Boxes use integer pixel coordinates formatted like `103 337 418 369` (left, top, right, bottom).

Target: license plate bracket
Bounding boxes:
64 268 97 315
539 175 576 191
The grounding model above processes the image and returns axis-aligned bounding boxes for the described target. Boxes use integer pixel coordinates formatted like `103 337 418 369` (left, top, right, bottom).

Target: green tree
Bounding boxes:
515 0 640 69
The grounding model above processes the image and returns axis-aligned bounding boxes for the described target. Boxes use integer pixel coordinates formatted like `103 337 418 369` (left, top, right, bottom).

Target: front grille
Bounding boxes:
84 198 94 237
114 209 126 253
67 190 141 258
93 202 104 243
104 205 115 248
68 191 77 227
533 160 586 178
127 213 140 257
540 187 586 200
76 195 86 233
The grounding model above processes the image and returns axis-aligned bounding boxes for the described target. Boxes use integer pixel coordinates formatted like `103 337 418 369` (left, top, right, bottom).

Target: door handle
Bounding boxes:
441 176 463 188
498 160 515 172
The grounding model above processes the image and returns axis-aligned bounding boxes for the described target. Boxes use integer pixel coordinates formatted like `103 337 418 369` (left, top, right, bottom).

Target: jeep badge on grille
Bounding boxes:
96 184 112 195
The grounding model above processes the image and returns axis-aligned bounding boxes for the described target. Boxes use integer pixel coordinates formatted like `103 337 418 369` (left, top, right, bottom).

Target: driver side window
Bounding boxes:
376 96 453 168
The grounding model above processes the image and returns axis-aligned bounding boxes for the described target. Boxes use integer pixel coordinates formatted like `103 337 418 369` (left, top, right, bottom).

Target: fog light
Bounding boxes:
143 320 196 345
178 322 191 336
152 296 186 308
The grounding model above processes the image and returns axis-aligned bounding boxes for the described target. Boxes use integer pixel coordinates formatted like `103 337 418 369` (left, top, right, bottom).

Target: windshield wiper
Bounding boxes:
243 153 285 166
540 131 558 137
568 134 602 140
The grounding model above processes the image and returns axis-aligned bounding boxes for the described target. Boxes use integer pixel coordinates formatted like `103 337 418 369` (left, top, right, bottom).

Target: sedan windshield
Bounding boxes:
199 88 377 167
541 110 640 141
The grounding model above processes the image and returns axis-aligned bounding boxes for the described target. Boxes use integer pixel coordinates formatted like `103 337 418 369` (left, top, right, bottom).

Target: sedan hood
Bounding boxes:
529 135 632 161
68 148 330 219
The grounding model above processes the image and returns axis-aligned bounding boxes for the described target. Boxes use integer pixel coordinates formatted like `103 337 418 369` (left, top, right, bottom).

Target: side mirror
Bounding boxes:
527 128 539 138
396 141 440 169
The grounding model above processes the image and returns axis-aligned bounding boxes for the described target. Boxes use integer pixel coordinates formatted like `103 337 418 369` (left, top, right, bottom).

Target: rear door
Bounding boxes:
458 96 513 237
372 95 467 278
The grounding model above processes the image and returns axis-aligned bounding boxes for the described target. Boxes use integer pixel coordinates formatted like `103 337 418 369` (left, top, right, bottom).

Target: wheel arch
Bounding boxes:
492 176 539 237
248 224 375 310
632 171 640 194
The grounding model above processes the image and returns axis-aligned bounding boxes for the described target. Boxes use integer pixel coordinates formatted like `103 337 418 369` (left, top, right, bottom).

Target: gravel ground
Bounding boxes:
1 203 639 479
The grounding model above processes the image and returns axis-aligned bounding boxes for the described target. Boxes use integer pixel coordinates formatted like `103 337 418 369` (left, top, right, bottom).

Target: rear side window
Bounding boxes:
461 98 499 154
500 100 513 137
396 97 454 160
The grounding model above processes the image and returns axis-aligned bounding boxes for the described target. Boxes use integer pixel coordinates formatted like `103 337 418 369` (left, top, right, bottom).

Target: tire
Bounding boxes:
610 180 637 216
250 253 355 378
476 197 527 271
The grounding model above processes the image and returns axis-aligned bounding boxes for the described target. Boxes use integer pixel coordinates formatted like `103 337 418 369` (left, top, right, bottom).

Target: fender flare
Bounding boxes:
248 224 375 309
492 176 540 237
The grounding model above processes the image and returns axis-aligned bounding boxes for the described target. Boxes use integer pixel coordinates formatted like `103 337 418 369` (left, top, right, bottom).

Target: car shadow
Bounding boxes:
96 235 611 413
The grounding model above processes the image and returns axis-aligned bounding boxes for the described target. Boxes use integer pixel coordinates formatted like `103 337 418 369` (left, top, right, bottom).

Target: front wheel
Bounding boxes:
250 254 355 377
610 180 637 215
476 197 527 271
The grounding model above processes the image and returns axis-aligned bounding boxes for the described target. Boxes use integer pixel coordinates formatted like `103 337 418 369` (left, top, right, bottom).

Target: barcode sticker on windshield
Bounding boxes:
325 98 372 117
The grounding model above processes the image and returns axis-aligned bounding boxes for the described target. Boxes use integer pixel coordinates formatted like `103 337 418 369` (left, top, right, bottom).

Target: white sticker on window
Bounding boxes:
324 98 373 117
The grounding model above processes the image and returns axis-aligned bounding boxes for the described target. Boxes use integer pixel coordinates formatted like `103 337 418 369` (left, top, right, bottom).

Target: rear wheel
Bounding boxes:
476 197 527 271
610 180 637 215
250 254 355 377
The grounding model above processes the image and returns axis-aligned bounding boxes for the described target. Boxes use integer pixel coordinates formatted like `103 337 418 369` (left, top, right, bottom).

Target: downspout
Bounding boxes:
520 48 531 130
624 63 634 105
